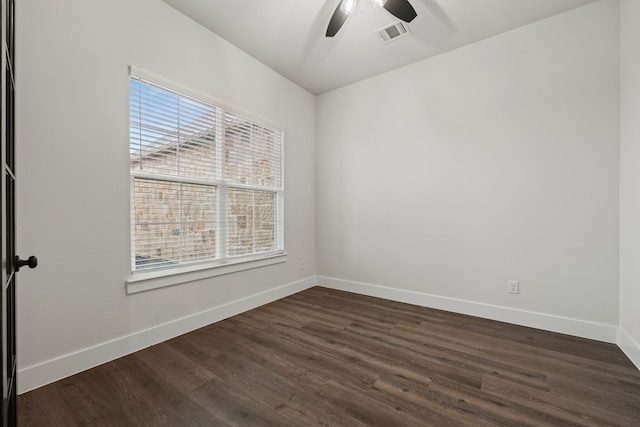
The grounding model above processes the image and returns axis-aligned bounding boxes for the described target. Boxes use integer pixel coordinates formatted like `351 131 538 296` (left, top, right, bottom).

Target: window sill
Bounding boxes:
125 252 287 294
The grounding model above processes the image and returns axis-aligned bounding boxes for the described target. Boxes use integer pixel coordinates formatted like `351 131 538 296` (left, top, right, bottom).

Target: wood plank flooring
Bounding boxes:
18 287 640 426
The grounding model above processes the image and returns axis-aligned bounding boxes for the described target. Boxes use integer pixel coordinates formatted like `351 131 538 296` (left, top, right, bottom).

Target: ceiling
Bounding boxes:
161 0 598 95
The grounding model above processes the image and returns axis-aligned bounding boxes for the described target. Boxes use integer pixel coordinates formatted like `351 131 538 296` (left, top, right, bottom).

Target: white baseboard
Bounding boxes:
618 327 640 370
20 275 630 394
18 276 316 394
317 276 618 344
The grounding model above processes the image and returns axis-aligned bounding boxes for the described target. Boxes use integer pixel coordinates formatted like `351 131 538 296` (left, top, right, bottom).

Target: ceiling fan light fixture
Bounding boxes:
340 0 357 15
327 0 417 37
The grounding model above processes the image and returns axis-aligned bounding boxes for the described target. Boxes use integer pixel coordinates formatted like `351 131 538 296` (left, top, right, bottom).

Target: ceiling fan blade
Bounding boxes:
383 0 417 23
326 2 349 37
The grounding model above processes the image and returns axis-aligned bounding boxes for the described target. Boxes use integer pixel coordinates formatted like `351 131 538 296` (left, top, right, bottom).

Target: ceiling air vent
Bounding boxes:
375 21 410 44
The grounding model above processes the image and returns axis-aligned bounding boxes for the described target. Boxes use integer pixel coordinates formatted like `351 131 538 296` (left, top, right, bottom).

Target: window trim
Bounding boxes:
126 66 285 292
126 252 287 294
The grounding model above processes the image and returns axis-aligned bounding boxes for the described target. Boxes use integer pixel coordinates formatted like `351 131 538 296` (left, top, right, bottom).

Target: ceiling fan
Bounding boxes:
326 0 417 37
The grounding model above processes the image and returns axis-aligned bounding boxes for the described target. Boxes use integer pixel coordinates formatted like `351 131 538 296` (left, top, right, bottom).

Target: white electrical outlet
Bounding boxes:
299 259 305 271
507 280 519 294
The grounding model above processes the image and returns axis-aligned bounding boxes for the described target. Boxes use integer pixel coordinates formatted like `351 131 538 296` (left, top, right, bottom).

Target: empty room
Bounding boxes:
6 0 640 425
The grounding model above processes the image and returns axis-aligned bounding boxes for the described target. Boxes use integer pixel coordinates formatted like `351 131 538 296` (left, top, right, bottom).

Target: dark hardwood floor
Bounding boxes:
18 287 640 426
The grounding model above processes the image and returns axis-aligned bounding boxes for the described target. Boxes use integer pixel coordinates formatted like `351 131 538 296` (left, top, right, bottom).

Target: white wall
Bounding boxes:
619 0 640 368
16 0 316 393
317 1 620 341
15 0 631 395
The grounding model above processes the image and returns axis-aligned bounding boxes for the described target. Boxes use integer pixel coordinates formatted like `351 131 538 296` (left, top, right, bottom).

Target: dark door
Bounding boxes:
2 1 35 425
1 0 16 424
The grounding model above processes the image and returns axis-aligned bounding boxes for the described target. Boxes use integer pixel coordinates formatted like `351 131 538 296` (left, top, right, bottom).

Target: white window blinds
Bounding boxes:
129 70 284 272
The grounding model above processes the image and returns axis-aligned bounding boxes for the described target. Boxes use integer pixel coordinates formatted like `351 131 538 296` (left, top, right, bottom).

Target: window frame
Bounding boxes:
126 66 286 294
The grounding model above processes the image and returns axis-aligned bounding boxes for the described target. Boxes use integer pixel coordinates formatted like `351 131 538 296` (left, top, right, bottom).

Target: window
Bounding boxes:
129 69 284 277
